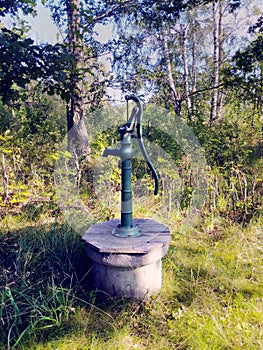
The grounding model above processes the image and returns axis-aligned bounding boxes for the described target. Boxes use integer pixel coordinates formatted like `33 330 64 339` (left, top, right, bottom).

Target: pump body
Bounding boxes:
103 95 158 238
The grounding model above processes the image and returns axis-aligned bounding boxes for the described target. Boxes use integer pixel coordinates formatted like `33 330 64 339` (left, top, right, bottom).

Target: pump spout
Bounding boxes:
102 148 120 158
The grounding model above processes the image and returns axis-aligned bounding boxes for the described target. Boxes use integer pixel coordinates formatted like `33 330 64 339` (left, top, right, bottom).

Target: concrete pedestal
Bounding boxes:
82 219 170 300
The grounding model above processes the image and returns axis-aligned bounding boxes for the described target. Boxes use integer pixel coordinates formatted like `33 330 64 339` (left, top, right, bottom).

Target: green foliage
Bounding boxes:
0 86 66 210
198 102 263 220
0 0 36 17
0 28 41 103
0 26 84 105
249 14 263 34
233 36 263 73
223 16 263 108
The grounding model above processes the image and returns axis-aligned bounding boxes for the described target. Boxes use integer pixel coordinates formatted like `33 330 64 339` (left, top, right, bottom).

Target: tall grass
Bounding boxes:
0 219 93 349
0 214 262 349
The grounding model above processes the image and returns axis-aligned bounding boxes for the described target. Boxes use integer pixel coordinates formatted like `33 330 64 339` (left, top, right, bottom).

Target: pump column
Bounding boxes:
120 132 133 228
112 129 140 238
121 157 133 228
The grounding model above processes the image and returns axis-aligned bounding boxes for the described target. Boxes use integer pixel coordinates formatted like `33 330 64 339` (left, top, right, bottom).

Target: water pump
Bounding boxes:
103 94 159 237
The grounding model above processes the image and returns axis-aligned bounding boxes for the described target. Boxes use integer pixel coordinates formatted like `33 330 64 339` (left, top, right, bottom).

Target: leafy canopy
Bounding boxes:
0 0 36 16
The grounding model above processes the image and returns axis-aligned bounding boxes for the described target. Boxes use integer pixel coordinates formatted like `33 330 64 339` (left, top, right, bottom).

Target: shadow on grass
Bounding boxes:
0 221 96 349
0 218 179 349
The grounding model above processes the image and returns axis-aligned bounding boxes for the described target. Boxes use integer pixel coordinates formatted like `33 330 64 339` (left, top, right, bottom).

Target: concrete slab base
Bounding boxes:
82 219 170 300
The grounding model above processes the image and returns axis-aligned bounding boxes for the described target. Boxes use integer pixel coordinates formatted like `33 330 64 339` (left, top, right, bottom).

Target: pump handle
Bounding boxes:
125 95 159 195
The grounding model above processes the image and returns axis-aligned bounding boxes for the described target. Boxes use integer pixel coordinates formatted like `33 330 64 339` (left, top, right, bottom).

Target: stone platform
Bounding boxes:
82 219 170 300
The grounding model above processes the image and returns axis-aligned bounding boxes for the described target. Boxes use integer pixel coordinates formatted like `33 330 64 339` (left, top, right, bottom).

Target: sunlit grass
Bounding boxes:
0 213 262 349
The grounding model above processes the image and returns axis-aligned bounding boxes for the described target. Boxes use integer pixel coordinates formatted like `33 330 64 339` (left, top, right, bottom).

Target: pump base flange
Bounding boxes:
112 224 141 238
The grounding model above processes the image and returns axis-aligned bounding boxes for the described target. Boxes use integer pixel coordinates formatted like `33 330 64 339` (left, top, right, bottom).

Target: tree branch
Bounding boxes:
86 1 134 27
188 83 226 97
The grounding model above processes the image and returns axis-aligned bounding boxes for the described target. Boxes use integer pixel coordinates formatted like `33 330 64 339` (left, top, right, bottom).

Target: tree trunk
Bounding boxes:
162 31 182 116
216 0 224 120
1 154 9 204
66 0 89 156
210 0 221 126
181 23 192 120
191 21 197 95
191 15 197 116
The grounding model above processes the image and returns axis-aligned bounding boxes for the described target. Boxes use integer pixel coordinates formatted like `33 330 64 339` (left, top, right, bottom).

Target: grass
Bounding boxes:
0 212 263 349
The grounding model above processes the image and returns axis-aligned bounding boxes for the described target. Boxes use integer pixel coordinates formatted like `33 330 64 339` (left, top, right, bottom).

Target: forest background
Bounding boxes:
0 0 263 349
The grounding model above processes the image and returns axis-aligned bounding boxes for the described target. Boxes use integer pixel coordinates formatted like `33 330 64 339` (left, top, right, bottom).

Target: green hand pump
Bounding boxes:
102 94 159 238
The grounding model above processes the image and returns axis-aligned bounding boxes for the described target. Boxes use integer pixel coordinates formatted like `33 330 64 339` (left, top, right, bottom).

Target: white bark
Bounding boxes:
210 0 221 126
181 23 192 117
162 31 182 116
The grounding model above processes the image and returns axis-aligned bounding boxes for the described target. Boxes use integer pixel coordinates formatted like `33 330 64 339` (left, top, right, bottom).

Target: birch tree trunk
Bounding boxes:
66 0 89 156
209 0 225 126
181 23 192 120
190 14 197 117
191 19 197 97
216 0 224 119
162 31 182 116
210 0 221 126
